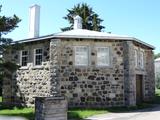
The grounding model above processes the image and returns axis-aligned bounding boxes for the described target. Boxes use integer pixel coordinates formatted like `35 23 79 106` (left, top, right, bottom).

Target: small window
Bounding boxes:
34 48 43 66
75 46 88 66
97 47 110 66
139 51 144 68
21 50 28 66
134 50 138 67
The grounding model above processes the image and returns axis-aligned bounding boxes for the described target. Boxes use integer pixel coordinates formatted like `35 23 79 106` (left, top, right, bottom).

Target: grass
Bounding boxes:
0 89 159 120
153 88 160 104
0 107 34 120
68 109 107 119
68 89 160 119
67 103 152 119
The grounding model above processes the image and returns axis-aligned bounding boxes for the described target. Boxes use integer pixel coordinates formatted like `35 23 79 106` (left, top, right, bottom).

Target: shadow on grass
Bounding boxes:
0 113 34 120
69 89 160 120
68 103 153 120
153 92 160 104
68 111 82 120
1 90 160 120
0 104 34 120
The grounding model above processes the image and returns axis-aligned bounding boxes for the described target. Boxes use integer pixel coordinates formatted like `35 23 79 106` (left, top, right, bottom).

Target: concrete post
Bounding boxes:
35 96 67 120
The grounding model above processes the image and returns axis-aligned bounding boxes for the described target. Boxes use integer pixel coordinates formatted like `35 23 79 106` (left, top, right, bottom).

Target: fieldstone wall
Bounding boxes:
123 41 155 106
133 43 155 102
2 38 155 107
123 41 136 106
3 41 52 106
54 39 125 108
35 97 67 120
144 49 155 101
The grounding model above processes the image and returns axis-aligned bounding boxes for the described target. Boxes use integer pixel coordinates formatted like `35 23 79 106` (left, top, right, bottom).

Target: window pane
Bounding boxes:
140 51 144 68
21 50 28 66
97 47 109 66
75 46 88 66
22 51 28 56
35 49 43 65
135 50 138 67
36 49 42 54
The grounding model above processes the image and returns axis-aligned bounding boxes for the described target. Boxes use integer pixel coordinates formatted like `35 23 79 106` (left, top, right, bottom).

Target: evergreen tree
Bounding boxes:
61 3 105 31
0 5 21 96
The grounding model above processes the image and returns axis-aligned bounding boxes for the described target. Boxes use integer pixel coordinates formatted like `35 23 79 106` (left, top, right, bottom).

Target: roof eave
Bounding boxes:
54 35 155 49
12 34 155 50
13 34 54 44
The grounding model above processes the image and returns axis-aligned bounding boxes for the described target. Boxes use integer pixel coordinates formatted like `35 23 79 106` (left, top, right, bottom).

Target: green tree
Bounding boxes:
0 5 21 96
61 3 105 31
156 73 160 89
154 53 160 59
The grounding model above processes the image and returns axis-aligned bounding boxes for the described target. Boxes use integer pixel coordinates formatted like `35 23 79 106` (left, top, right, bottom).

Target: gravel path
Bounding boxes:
86 104 160 120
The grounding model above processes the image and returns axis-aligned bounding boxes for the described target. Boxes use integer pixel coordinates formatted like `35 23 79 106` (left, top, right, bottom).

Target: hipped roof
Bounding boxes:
15 29 155 49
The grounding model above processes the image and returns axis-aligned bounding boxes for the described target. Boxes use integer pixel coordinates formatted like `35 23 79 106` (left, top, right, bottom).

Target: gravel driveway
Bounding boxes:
86 104 160 120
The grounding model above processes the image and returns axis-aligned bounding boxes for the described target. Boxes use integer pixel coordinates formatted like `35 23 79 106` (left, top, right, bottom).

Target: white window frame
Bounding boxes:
134 49 138 68
139 51 144 69
97 47 110 67
74 46 89 66
34 48 43 66
20 50 28 66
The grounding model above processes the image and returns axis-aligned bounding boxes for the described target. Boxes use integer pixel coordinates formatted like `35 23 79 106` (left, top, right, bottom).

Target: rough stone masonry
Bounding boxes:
2 38 155 108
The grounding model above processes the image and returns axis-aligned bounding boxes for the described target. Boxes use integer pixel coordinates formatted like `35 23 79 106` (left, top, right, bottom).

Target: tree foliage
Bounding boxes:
156 73 160 89
0 5 21 96
61 3 105 31
154 53 160 59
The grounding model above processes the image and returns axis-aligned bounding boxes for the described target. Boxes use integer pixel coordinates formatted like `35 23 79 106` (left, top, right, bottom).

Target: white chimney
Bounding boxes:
29 4 40 38
74 15 82 29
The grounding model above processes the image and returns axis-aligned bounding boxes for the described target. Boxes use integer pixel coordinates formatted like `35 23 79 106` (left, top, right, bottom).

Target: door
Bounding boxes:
136 75 143 104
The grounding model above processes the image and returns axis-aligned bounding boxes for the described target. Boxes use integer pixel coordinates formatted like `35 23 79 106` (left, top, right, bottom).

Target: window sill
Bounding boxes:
19 66 29 70
135 67 145 69
32 65 44 70
75 65 89 68
96 65 111 68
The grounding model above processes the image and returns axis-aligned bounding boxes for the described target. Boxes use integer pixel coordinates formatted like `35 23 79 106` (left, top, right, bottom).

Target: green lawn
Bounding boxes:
68 109 107 119
0 89 159 120
156 89 160 95
0 107 34 120
154 88 160 104
67 103 152 119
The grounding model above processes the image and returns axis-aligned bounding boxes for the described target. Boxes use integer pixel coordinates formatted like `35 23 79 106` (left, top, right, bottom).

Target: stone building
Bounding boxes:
2 6 155 108
155 58 160 88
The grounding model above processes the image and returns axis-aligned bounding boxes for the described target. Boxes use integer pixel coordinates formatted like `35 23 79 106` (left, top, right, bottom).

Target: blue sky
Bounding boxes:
1 0 160 53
